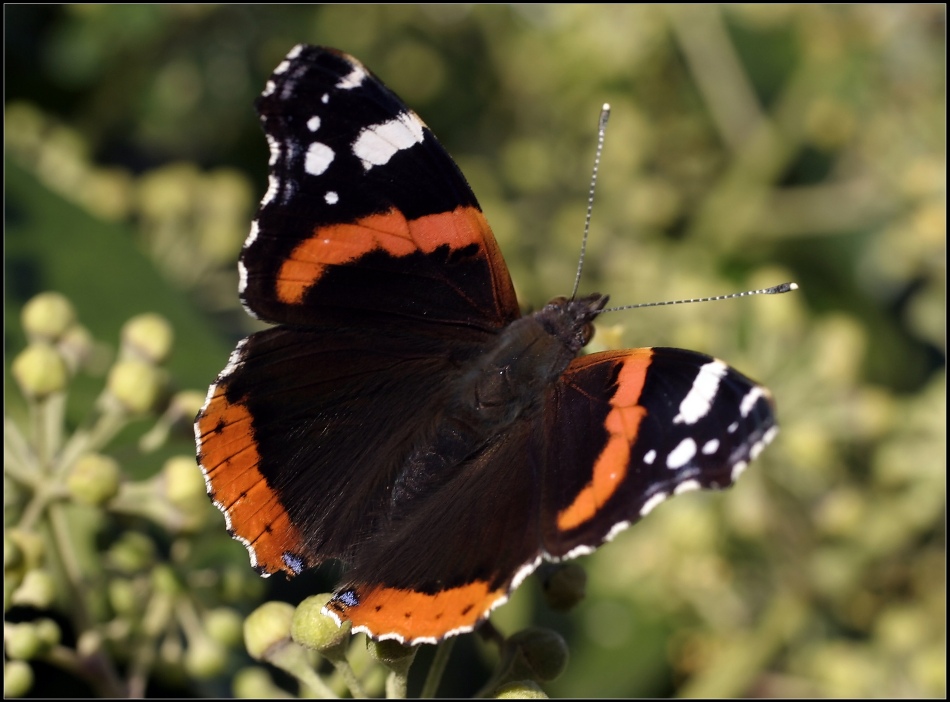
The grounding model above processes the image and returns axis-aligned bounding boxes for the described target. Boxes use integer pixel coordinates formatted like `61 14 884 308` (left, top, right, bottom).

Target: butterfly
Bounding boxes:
195 45 779 645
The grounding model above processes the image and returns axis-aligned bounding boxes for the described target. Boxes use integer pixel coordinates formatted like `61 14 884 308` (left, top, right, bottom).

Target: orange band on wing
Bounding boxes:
328 579 506 643
196 385 306 575
276 206 492 304
557 350 653 531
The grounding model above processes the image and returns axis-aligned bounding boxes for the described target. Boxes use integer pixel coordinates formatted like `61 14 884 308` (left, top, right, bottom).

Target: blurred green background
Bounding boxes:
5 4 945 698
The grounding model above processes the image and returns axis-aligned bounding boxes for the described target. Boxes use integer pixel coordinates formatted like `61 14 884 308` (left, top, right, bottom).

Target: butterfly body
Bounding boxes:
195 45 779 645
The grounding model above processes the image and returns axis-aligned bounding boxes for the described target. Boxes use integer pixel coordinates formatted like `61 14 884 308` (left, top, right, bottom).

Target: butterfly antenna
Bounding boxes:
571 103 611 301
601 281 799 314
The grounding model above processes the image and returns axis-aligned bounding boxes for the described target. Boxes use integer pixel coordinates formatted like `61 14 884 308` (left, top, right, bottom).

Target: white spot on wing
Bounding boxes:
561 543 596 560
353 112 426 170
307 116 321 132
323 605 344 628
325 191 339 204
238 260 248 294
667 437 697 469
644 449 657 465
336 62 367 89
246 220 259 247
266 134 280 166
674 479 701 495
511 555 543 591
195 380 220 453
261 174 279 206
750 439 765 460
605 519 631 543
220 338 248 378
305 142 334 176
702 438 720 455
731 460 748 482
740 386 767 417
674 361 728 424
750 425 778 460
640 492 669 517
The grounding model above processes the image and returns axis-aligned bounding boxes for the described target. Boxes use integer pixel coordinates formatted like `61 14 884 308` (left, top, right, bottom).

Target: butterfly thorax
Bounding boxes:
392 293 608 504
460 292 608 424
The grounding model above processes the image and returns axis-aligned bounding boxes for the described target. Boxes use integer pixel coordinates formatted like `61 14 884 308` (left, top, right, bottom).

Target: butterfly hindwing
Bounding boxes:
324 420 547 643
196 321 513 576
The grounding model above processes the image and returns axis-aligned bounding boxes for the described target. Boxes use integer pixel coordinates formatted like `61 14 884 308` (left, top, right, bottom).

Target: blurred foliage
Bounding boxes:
4 4 945 698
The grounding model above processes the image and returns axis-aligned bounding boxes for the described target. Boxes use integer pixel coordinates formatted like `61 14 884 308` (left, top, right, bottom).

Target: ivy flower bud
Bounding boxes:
244 601 295 661
184 639 227 679
4 623 44 660
12 343 68 399
4 660 34 697
22 292 75 342
67 453 121 506
106 359 164 414
493 680 548 698
497 627 569 686
121 313 173 364
291 594 351 658
11 569 57 609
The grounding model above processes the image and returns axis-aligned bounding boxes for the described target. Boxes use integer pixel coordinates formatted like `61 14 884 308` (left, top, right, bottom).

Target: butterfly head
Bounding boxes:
535 293 609 354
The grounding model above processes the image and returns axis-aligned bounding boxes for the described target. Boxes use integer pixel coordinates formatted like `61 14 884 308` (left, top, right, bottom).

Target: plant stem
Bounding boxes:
420 637 455 698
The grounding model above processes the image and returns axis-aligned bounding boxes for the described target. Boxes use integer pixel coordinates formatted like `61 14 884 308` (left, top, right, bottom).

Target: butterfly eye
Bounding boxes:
579 322 595 347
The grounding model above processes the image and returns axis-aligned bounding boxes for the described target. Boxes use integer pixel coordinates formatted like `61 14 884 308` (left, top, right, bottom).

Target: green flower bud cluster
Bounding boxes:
236 594 574 698
5 293 257 697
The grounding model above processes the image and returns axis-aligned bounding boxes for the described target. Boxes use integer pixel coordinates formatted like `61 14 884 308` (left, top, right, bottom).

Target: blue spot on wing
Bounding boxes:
335 589 360 607
282 552 305 574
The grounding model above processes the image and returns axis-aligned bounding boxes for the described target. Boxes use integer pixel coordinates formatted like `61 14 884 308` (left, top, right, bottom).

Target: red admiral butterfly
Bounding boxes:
195 45 781 645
